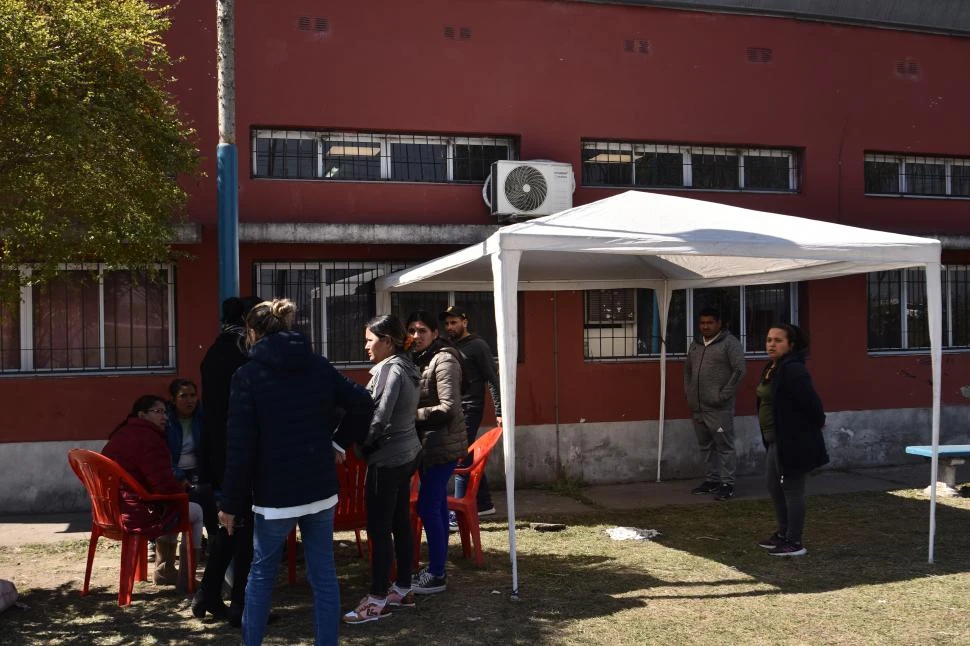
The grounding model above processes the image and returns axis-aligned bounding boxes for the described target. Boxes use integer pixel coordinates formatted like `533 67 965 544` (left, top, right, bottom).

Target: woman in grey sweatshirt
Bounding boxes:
343 315 422 624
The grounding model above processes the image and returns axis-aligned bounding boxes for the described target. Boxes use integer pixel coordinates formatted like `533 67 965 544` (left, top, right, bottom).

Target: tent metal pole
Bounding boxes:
656 282 672 482
926 262 943 564
492 248 522 597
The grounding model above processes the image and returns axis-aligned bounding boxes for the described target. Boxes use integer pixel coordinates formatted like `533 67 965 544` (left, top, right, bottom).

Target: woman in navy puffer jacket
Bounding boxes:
219 298 373 646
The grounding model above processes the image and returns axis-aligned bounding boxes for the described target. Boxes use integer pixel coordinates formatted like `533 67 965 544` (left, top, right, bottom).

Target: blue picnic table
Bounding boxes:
905 444 970 489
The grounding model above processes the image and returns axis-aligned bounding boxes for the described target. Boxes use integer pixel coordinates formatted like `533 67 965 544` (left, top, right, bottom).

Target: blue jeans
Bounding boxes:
244 507 339 646
417 461 456 577
453 407 493 510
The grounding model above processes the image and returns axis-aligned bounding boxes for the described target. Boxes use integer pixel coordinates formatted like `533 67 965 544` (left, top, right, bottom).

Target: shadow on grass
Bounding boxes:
477 489 970 598
3 489 969 645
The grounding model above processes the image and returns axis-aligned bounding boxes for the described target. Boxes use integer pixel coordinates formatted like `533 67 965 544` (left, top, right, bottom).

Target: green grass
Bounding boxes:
1 488 969 645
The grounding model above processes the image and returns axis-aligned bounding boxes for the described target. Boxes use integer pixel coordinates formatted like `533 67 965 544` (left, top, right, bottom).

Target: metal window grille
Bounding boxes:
0 265 174 374
864 153 970 198
584 283 796 360
252 130 515 184
254 262 504 363
582 141 799 192
869 265 970 351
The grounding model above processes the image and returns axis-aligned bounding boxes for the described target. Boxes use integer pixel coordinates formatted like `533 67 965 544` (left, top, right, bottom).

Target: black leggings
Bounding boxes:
366 458 418 596
765 443 807 543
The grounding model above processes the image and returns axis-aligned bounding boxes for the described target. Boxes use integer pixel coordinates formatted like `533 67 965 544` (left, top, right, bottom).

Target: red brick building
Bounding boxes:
2 0 969 511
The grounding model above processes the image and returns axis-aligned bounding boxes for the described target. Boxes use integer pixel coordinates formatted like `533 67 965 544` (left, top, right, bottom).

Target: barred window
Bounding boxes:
864 153 970 198
867 266 970 351
0 266 175 374
254 262 502 363
583 283 796 360
253 130 516 184
582 141 799 192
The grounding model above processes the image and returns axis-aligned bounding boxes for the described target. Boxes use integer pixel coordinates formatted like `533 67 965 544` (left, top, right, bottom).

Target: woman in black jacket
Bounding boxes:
755 324 828 557
218 298 374 645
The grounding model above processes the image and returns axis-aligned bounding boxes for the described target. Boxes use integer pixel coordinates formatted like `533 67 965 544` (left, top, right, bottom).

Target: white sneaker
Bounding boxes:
478 506 496 517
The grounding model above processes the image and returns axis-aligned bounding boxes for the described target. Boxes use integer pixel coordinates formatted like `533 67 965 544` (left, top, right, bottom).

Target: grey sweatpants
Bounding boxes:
691 409 737 485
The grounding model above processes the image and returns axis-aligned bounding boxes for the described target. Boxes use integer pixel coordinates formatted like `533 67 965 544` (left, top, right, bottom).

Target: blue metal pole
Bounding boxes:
217 143 239 304
216 0 238 307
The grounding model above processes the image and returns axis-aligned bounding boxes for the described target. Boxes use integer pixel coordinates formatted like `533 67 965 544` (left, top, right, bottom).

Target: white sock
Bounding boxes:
368 595 387 607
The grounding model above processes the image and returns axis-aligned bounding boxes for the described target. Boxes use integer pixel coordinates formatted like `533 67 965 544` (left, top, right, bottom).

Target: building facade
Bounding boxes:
3 0 970 511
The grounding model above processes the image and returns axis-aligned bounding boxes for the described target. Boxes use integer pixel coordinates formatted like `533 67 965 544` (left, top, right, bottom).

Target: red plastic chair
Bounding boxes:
287 449 368 585
67 449 196 606
412 426 503 568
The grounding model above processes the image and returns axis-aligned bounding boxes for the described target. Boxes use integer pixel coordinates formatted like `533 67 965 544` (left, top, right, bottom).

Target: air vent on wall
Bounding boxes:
745 47 772 63
297 16 328 32
444 26 471 40
895 58 921 79
624 39 649 54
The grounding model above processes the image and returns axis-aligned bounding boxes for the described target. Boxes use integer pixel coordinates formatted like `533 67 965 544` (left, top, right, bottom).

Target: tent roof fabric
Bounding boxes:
376 190 940 292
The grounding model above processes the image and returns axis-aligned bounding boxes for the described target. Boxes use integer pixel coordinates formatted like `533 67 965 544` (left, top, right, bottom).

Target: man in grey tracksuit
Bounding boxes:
684 308 746 500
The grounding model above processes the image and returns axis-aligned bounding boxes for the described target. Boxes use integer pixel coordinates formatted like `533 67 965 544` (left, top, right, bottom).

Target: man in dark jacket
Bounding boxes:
440 305 502 516
684 308 746 501
192 296 260 624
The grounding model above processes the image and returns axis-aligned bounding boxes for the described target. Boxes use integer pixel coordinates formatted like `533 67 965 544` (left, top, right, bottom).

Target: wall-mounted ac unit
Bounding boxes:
484 160 574 222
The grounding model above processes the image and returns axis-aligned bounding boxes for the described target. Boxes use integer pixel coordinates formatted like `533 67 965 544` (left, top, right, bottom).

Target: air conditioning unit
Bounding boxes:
485 160 574 222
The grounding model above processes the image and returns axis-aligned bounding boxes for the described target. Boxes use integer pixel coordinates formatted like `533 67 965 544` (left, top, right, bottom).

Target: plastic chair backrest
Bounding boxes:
68 449 152 540
334 450 368 532
455 426 503 477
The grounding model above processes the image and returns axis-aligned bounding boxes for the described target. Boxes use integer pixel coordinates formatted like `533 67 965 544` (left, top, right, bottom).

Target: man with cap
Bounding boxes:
440 305 502 517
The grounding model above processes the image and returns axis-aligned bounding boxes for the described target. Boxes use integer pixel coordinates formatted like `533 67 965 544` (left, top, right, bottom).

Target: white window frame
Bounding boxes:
583 283 799 361
864 152 970 198
582 141 799 192
253 129 515 183
3 264 176 374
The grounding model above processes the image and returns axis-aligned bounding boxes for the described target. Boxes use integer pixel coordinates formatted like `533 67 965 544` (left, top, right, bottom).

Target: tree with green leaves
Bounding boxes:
0 0 198 303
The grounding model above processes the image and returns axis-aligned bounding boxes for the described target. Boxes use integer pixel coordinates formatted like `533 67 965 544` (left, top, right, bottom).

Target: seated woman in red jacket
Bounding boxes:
102 394 203 589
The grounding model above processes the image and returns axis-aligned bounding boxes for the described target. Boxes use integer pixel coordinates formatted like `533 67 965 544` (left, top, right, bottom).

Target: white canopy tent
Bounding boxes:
375 190 944 594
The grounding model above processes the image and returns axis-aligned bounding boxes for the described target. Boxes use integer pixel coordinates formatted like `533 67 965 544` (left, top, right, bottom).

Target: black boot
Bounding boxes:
191 589 228 619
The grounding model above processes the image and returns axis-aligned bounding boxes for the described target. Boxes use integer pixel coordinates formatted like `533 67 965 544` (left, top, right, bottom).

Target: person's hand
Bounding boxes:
182 479 193 491
218 511 235 536
334 450 346 465
496 416 503 427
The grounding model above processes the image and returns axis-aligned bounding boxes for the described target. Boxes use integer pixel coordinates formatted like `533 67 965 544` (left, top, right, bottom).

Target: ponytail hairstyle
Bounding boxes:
775 323 809 354
366 314 409 352
245 298 297 346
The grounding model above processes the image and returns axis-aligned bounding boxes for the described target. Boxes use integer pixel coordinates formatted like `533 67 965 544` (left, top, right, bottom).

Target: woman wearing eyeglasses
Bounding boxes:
406 311 468 595
165 378 219 554
102 395 204 589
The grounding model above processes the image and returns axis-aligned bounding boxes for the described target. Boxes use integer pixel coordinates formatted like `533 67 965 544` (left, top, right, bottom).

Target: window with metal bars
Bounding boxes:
583 283 796 360
254 262 504 364
867 265 970 351
581 141 800 192
0 266 175 374
252 130 516 184
864 153 970 198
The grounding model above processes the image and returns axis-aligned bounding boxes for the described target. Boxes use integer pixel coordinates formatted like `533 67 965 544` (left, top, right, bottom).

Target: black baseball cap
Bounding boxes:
439 305 469 321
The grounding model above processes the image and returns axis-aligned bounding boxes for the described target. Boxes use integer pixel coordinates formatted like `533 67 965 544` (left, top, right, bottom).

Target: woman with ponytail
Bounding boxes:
343 315 422 624
405 311 468 595
219 298 374 645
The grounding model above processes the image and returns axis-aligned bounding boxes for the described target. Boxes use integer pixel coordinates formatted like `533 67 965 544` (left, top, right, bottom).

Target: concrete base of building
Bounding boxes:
2 405 968 513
